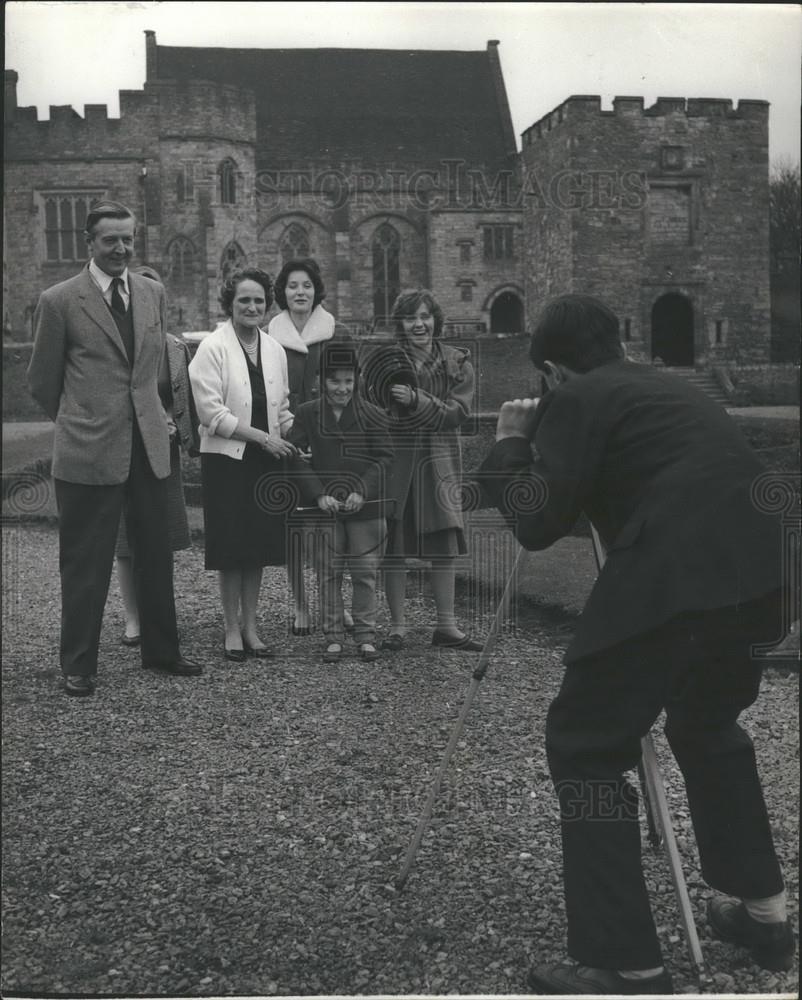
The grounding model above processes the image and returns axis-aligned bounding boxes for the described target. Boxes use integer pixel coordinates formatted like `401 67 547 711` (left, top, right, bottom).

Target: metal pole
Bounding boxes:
589 524 704 975
395 544 525 890
640 733 705 974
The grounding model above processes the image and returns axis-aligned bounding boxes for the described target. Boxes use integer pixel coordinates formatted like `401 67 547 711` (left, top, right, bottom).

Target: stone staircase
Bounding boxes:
662 367 731 406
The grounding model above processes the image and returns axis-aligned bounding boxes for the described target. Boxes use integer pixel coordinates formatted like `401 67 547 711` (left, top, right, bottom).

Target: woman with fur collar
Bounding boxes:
268 258 344 636
268 258 336 414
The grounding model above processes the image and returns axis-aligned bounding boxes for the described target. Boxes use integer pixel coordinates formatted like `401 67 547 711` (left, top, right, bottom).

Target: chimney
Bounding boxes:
5 69 18 121
145 30 158 81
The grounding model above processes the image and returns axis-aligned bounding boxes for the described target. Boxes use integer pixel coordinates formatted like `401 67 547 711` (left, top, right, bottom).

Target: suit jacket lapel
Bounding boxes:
129 272 147 364
77 267 128 360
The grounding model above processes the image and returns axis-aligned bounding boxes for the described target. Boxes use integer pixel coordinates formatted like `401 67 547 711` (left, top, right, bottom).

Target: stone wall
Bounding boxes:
3 159 152 340
3 344 39 420
715 362 801 406
4 60 526 341
429 209 523 329
521 96 771 364
3 73 259 340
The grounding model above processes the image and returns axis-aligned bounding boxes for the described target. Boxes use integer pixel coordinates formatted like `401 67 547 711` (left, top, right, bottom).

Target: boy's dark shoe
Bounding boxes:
322 642 343 663
708 896 795 972
527 962 673 995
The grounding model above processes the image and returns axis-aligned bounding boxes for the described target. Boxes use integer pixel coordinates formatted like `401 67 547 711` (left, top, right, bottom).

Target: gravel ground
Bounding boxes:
2 523 798 997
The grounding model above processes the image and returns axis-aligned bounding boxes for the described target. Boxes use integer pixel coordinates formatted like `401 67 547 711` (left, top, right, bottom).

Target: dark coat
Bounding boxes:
274 318 351 413
288 395 394 518
284 343 323 414
165 334 200 456
479 359 783 663
382 341 475 535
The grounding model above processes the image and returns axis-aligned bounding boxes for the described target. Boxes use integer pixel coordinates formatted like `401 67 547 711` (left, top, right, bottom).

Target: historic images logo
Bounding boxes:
176 159 648 214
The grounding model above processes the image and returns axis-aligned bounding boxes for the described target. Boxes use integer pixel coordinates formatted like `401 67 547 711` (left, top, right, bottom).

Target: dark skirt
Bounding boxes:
116 439 189 557
201 447 289 570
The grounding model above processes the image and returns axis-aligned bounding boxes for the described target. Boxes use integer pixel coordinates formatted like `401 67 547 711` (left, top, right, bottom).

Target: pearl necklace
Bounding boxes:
238 335 259 363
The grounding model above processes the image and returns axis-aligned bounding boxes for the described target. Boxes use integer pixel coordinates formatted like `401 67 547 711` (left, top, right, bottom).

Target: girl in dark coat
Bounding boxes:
376 289 482 651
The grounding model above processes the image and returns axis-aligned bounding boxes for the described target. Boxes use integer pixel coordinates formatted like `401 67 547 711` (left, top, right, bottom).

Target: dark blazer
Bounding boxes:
27 266 171 484
480 360 783 663
288 395 394 518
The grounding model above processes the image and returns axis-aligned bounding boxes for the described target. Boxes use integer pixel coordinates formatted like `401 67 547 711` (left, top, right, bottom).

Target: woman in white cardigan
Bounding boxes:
189 268 296 661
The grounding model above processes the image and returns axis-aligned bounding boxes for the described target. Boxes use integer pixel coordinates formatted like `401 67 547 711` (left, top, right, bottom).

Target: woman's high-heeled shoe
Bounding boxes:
243 641 275 659
431 629 483 651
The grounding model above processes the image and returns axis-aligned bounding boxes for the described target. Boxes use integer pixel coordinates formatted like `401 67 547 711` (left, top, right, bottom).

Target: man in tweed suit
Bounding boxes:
28 200 202 695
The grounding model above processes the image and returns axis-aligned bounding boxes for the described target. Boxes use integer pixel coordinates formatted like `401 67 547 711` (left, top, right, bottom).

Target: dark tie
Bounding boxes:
110 277 127 314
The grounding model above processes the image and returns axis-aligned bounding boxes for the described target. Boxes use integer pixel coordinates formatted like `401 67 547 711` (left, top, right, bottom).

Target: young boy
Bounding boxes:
288 341 394 662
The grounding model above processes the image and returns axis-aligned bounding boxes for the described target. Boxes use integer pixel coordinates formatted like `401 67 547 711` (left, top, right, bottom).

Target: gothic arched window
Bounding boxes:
280 223 310 264
165 236 196 283
372 223 401 327
220 241 247 283
219 159 238 205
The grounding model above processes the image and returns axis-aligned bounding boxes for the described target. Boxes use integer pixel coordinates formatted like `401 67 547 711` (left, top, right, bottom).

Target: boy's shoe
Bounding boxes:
322 642 343 663
527 962 673 995
358 643 379 662
380 633 405 651
708 896 795 971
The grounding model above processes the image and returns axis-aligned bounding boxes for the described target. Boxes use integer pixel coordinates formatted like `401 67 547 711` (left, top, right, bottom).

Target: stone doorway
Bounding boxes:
490 291 524 334
651 293 694 366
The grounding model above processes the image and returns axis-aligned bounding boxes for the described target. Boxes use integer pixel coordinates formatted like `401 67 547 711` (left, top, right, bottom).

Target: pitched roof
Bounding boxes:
155 44 515 169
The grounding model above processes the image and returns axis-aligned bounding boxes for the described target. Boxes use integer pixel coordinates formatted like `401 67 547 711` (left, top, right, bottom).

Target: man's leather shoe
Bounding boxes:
709 896 795 972
143 657 202 676
64 674 95 697
527 962 673 995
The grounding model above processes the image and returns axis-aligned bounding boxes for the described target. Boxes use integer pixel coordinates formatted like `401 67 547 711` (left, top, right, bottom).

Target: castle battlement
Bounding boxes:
522 95 770 145
4 71 256 156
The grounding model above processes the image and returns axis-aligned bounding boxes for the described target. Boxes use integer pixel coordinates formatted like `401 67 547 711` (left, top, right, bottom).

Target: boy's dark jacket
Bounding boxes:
288 395 394 518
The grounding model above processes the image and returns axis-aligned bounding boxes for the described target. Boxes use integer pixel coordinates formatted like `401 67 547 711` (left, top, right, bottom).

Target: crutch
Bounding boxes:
589 524 705 976
395 544 526 890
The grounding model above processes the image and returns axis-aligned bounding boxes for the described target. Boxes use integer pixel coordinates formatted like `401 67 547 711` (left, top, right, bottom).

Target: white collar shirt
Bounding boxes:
89 258 130 310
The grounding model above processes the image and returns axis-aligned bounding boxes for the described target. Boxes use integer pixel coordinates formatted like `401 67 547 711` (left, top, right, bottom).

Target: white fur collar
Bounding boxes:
268 304 335 355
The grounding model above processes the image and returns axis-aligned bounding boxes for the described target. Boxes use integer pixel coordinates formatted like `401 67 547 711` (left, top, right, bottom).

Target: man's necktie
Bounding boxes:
110 277 127 314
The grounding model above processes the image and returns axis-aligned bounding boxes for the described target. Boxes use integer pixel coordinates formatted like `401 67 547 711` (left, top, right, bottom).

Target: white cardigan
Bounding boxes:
188 320 293 459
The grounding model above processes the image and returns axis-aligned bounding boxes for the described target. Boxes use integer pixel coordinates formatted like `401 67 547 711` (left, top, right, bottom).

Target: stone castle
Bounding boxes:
4 30 773 368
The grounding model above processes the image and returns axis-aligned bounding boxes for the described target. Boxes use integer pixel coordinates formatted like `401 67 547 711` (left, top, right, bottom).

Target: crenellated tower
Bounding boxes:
521 94 771 365
3 38 259 335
